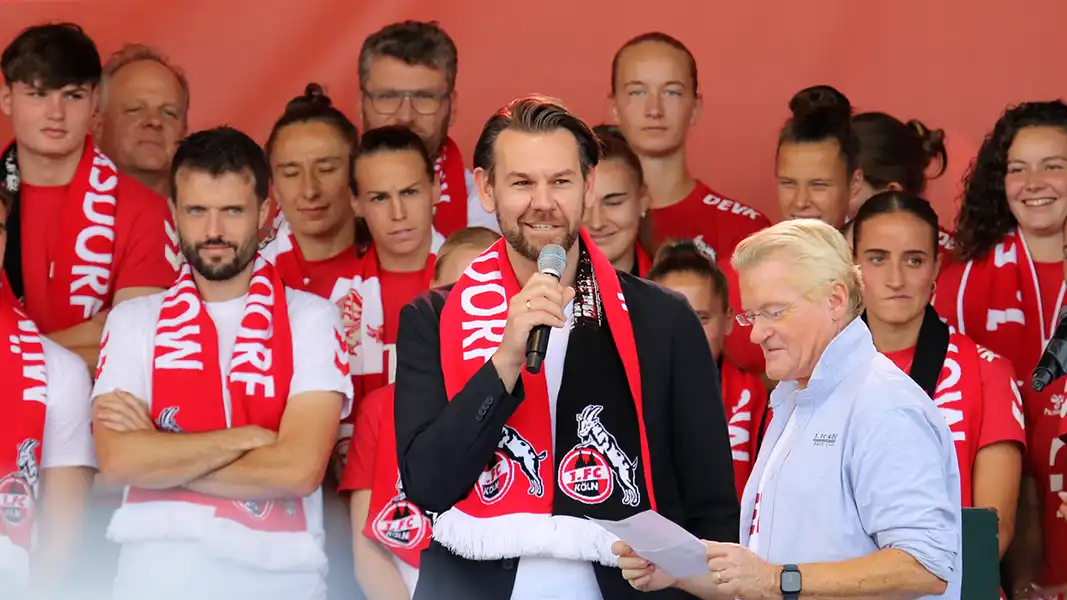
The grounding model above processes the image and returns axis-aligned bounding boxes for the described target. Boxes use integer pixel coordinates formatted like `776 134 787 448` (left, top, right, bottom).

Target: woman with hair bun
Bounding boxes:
263 82 364 286
258 82 366 599
932 100 1067 595
844 112 953 253
774 85 863 228
722 85 861 377
647 239 769 501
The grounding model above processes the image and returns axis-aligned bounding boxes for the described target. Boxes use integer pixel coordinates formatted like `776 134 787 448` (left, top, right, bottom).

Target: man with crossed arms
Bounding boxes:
91 126 352 600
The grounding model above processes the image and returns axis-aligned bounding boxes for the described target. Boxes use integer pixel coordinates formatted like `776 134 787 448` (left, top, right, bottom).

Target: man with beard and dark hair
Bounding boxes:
90 126 353 600
357 20 498 237
394 95 739 600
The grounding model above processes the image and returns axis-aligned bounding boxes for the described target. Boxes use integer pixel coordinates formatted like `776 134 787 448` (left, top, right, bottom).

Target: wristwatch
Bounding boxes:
780 564 801 600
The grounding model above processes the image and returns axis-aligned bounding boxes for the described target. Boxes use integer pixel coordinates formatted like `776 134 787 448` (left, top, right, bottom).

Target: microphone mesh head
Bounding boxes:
537 244 567 280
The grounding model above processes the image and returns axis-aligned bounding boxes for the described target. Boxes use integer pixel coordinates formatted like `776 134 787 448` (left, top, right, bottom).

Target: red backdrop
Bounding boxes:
1 0 1066 224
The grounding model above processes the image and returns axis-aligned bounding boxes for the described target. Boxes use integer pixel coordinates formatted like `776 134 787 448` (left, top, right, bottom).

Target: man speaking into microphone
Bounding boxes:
394 95 739 600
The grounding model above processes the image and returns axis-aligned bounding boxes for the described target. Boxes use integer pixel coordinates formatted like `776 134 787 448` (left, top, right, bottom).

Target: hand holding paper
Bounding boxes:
591 509 710 579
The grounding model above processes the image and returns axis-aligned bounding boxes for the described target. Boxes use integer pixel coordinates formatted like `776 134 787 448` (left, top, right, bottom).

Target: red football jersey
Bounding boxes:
20 176 176 333
647 180 769 262
883 335 1026 507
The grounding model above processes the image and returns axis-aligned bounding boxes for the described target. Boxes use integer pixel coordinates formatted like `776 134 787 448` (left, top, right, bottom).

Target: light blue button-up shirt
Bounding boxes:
740 317 962 599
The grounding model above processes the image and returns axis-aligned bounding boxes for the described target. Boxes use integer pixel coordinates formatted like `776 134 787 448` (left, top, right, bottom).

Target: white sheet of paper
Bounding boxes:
588 510 709 579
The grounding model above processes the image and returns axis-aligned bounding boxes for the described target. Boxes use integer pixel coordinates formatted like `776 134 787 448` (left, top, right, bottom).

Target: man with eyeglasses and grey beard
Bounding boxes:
357 20 498 238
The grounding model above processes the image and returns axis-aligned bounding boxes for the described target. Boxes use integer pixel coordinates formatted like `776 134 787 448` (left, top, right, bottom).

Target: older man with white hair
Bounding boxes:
93 43 189 199
615 218 962 600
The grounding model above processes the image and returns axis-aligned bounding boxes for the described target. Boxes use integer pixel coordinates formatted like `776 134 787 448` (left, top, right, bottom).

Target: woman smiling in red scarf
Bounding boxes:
934 100 1067 596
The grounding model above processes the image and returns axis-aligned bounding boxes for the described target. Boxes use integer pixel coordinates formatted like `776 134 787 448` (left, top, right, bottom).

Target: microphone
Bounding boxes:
1032 306 1067 392
525 244 567 375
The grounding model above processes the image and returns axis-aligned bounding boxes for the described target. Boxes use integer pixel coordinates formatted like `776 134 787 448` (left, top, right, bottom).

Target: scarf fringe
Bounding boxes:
108 501 326 573
0 534 30 592
431 508 620 566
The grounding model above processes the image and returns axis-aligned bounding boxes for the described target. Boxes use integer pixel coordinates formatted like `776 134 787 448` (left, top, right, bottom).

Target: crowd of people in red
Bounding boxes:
0 15 1065 600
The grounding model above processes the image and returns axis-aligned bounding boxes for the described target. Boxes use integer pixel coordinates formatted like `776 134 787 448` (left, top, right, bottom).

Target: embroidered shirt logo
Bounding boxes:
812 432 837 448
1049 394 1066 418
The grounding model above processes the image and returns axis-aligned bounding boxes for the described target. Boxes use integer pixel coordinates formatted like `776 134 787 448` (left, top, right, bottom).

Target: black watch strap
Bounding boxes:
780 563 801 600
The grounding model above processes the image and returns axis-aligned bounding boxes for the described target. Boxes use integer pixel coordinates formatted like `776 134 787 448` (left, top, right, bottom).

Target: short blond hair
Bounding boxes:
731 218 864 317
101 44 189 117
434 227 501 281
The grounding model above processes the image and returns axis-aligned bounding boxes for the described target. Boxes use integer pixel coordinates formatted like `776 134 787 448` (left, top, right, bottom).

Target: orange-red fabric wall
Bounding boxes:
1 0 1065 225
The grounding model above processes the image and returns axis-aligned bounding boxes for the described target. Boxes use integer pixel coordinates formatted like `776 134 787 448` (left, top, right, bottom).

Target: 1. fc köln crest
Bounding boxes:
0 473 34 532
558 405 642 506
372 474 429 549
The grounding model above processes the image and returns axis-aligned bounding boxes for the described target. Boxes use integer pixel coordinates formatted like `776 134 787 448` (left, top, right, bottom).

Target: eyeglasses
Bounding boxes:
735 287 820 327
362 89 450 116
734 302 798 327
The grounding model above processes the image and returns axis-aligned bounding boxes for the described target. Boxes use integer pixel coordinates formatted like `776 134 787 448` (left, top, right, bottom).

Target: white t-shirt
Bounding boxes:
40 337 97 470
91 288 354 600
1 337 95 594
747 410 797 555
511 301 603 600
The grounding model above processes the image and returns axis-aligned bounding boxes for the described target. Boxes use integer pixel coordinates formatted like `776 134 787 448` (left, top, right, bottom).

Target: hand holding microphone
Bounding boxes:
491 244 574 391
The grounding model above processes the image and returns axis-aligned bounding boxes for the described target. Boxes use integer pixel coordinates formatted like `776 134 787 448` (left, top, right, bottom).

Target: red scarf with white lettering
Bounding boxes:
0 136 118 330
341 243 436 403
934 229 1063 389
435 229 655 563
0 280 46 553
432 137 468 238
935 333 1012 508
721 359 769 503
124 257 308 530
363 384 431 567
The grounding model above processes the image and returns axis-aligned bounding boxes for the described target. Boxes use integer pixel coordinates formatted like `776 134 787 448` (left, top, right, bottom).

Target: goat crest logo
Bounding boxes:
156 406 183 433
558 405 641 506
475 425 547 504
0 438 41 531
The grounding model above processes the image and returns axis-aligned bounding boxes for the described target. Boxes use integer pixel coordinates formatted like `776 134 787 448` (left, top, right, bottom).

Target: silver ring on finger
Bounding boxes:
716 571 722 584
525 299 532 311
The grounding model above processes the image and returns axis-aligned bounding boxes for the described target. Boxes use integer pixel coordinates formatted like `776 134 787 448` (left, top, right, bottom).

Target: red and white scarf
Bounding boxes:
722 360 769 503
108 257 329 573
433 228 655 565
339 242 439 402
935 334 1021 508
262 222 443 395
363 385 432 568
261 222 442 477
1 136 119 330
431 137 469 238
0 279 46 585
934 229 1064 391
635 246 651 278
